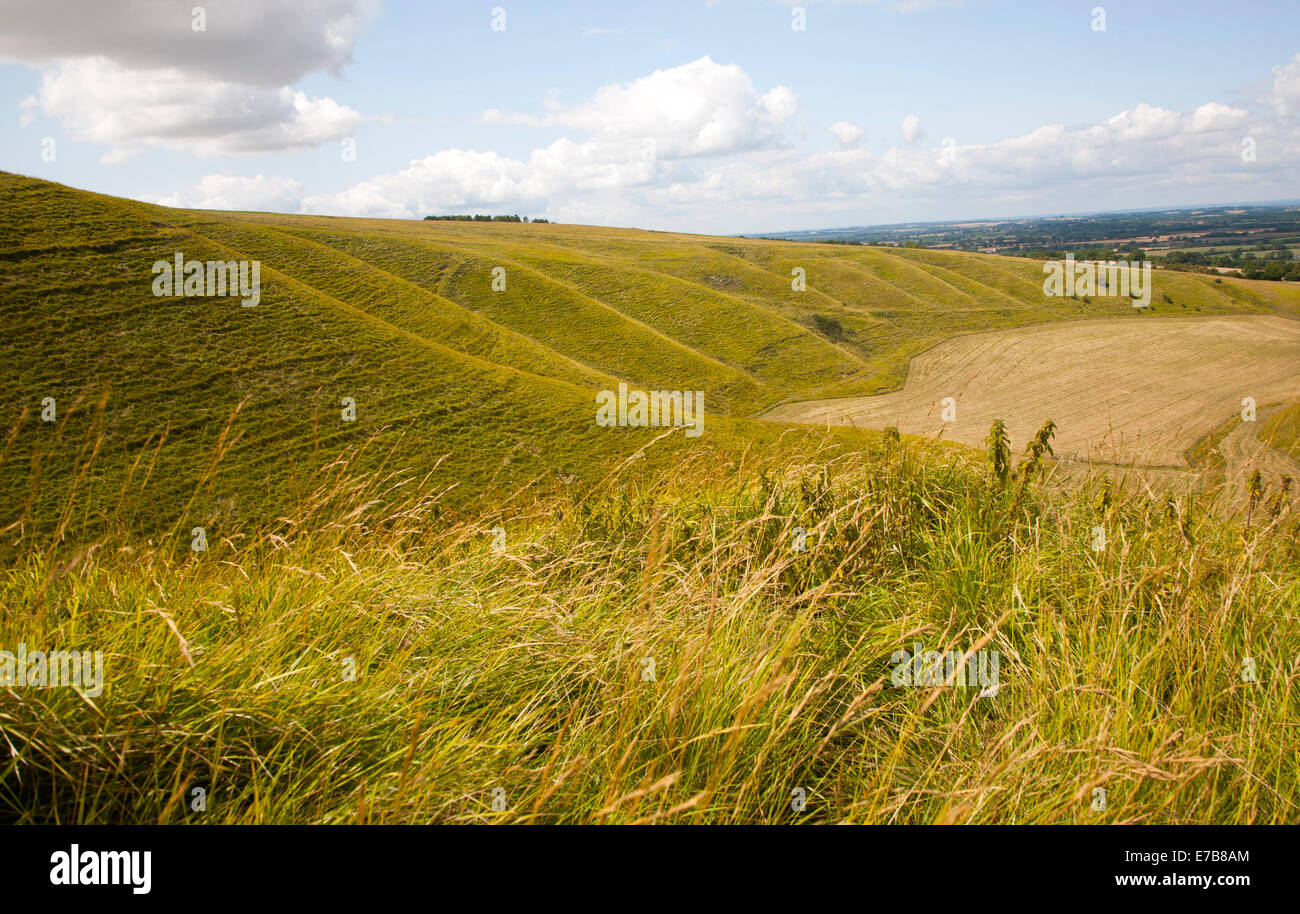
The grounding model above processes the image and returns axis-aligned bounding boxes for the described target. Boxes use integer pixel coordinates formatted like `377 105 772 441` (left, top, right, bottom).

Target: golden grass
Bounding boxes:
3 427 1296 824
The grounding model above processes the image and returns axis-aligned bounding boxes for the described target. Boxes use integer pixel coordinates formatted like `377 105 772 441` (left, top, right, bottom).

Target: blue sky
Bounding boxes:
2 0 1297 233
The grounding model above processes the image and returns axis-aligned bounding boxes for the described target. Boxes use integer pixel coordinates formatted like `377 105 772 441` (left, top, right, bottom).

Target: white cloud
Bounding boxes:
483 57 796 158
1099 103 1183 142
850 98 1258 198
20 57 362 161
303 149 532 218
1187 101 1249 133
1270 53 1300 115
599 86 1288 229
828 121 865 149
311 58 799 219
6 0 371 160
141 173 304 211
902 113 923 143
0 0 377 86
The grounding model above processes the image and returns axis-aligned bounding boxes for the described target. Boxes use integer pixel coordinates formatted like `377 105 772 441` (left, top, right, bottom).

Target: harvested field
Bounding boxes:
763 315 1300 468
1192 402 1300 512
1041 403 1300 517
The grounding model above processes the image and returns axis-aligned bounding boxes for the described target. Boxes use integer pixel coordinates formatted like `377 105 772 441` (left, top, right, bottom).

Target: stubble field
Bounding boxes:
763 314 1300 471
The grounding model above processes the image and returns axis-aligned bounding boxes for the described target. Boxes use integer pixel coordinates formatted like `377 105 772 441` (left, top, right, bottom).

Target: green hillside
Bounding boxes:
3 172 1299 826
4 170 1300 552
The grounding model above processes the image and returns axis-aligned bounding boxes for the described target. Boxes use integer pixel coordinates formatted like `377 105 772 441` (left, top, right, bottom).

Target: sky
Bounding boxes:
1 0 1298 234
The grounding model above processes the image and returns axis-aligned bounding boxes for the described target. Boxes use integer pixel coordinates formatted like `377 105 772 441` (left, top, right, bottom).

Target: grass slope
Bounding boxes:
0 173 866 551
2 172 1299 825
7 169 1300 549
3 435 1297 824
1260 400 1300 461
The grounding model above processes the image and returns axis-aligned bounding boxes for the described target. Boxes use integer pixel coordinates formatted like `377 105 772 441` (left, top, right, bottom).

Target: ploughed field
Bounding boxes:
763 315 1300 469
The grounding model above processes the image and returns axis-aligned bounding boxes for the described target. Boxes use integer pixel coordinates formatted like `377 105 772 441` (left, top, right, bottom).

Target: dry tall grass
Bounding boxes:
1 426 1297 824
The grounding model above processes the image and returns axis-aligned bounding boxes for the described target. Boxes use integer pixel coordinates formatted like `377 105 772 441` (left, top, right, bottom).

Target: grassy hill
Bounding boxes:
5 431 1298 824
5 170 1300 553
2 172 1299 824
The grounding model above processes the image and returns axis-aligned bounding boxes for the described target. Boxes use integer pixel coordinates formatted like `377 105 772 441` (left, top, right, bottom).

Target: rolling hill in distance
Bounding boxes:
5 169 1300 546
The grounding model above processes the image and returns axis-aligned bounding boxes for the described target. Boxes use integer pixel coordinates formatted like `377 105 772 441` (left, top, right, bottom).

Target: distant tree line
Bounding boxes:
423 214 550 223
1163 254 1300 281
1005 243 1300 282
767 205 1300 255
1158 243 1300 281
771 234 1300 281
1012 246 1148 262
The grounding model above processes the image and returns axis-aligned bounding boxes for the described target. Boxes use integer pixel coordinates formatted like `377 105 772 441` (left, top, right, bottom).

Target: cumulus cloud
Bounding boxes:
304 149 533 219
7 0 372 160
901 114 923 143
839 96 1252 201
21 58 362 161
828 121 865 149
0 0 376 86
142 173 304 211
307 57 798 219
483 57 797 158
1270 53 1300 115
596 84 1287 231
